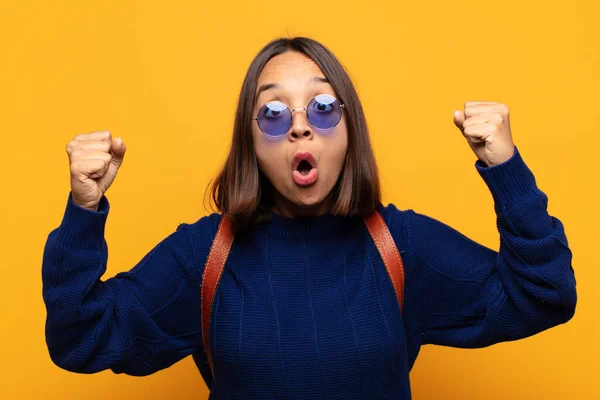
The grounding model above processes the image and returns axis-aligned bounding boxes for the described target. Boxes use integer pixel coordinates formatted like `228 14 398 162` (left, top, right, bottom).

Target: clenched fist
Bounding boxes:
66 131 127 211
453 101 515 167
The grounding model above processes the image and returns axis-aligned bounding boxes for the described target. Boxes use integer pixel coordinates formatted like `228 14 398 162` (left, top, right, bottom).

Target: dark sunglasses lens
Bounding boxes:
307 94 342 129
257 102 291 136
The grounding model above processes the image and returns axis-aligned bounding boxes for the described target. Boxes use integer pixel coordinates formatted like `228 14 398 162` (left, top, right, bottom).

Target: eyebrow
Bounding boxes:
255 76 329 102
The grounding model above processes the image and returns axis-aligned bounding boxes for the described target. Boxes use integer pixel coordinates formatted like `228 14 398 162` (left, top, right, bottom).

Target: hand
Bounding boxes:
66 131 127 210
453 101 515 167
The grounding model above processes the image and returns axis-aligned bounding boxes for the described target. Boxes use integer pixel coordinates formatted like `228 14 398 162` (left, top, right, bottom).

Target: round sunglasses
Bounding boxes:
252 94 345 137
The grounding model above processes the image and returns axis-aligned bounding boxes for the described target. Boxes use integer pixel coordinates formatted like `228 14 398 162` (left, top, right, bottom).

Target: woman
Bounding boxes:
43 37 577 399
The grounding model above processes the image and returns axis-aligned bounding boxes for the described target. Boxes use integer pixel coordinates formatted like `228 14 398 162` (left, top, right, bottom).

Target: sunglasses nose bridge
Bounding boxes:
290 107 309 125
289 107 312 137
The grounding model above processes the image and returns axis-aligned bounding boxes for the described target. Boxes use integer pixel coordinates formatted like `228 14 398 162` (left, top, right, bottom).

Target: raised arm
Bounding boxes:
403 145 576 349
42 191 210 375
43 130 217 376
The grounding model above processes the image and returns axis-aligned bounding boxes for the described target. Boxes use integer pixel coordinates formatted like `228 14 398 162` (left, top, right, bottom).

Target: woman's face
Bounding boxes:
252 51 349 218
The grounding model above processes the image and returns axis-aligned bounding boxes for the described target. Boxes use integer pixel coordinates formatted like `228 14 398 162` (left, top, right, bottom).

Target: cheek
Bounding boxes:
327 120 349 171
253 126 287 180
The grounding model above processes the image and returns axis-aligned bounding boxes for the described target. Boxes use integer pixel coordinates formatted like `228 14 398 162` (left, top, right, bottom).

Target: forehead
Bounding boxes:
257 51 325 85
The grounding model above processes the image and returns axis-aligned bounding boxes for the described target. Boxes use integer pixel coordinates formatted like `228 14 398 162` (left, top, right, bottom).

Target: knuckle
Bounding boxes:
70 149 82 159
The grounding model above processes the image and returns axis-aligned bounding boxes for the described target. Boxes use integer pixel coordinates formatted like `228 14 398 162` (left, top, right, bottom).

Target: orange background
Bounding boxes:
1 0 598 398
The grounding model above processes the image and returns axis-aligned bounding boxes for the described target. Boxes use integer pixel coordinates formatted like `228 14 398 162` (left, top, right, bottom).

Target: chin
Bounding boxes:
289 190 320 205
274 178 335 215
291 185 334 210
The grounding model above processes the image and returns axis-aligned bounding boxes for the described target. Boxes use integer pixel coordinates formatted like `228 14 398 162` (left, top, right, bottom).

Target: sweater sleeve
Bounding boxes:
42 191 214 375
404 146 577 348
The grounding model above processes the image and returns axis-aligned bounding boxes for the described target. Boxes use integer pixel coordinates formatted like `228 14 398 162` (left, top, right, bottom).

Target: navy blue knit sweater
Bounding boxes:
42 146 577 399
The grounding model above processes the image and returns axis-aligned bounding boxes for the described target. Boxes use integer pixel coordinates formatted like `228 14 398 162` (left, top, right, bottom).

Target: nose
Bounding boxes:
288 107 313 141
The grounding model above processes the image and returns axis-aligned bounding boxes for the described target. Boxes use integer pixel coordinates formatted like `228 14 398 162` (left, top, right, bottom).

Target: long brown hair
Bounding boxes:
205 37 381 233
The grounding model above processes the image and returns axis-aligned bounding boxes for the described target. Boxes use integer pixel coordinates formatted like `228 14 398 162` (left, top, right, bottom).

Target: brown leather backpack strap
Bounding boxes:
200 214 235 378
363 210 405 311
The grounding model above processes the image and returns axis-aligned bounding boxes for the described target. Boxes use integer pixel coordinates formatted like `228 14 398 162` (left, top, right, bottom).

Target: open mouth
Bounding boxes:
297 160 313 175
292 151 319 186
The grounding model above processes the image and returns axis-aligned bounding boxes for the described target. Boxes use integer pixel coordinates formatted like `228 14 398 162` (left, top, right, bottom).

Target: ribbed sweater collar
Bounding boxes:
260 210 355 239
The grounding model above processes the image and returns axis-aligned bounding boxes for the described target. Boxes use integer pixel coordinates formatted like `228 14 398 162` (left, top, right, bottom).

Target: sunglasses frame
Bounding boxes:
252 94 345 138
